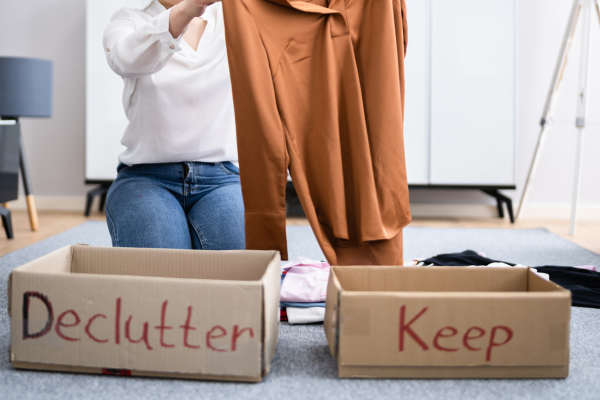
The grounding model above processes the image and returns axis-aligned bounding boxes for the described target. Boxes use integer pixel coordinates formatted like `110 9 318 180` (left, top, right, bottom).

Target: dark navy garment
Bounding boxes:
419 250 600 309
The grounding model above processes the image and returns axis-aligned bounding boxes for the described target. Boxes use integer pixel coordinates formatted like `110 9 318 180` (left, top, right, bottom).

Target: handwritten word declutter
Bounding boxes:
22 292 255 352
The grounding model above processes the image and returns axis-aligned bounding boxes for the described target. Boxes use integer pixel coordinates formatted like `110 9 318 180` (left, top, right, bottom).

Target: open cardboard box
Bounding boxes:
8 245 280 382
324 266 571 379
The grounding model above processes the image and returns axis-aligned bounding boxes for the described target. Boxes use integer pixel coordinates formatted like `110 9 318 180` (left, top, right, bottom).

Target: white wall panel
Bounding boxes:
403 0 430 184
85 0 133 181
429 0 515 185
4 0 599 209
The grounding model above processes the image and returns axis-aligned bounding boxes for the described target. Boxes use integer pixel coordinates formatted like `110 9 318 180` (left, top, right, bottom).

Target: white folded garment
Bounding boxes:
286 307 325 325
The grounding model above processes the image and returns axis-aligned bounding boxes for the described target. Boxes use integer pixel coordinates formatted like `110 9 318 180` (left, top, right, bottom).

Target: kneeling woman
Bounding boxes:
103 0 244 250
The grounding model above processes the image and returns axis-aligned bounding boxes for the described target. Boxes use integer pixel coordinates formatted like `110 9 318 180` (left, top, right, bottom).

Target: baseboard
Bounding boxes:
4 196 600 221
518 204 600 220
6 196 87 211
0 198 506 217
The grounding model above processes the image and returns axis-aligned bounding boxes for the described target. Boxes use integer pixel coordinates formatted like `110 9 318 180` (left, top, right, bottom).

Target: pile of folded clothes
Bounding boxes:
280 257 329 324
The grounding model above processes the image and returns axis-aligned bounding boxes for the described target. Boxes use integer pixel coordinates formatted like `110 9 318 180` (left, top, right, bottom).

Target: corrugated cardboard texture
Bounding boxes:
324 271 341 357
10 245 281 381
10 361 263 382
326 266 571 379
527 269 565 292
70 245 273 281
334 266 529 292
13 246 73 274
338 292 569 366
337 365 570 379
259 253 281 375
8 246 72 319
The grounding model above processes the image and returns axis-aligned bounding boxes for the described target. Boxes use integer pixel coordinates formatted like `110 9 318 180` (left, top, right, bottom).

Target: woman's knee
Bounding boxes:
187 184 245 250
106 180 191 249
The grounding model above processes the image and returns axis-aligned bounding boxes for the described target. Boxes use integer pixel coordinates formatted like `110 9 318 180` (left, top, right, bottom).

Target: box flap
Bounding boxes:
12 245 73 273
259 251 281 375
324 268 342 357
528 268 569 293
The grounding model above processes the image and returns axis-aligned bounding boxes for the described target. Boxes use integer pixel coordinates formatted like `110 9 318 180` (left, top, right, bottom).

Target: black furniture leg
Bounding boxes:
482 189 515 223
285 181 306 217
495 196 505 219
498 192 515 223
85 183 111 216
0 205 13 239
99 191 107 212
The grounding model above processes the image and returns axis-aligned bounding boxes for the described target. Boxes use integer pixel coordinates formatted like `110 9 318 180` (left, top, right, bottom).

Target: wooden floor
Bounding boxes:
1 209 599 257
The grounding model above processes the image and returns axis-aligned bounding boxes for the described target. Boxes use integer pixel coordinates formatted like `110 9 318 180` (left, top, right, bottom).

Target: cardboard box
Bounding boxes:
8 245 280 382
324 266 571 379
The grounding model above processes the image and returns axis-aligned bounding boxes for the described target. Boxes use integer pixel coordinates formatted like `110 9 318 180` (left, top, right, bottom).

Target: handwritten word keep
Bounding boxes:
399 305 513 362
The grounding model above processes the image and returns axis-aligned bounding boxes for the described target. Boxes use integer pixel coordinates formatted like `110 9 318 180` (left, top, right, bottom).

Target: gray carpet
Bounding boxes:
1 222 600 400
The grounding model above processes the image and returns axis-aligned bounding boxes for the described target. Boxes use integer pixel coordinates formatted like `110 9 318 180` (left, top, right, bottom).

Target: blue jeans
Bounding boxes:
105 162 245 250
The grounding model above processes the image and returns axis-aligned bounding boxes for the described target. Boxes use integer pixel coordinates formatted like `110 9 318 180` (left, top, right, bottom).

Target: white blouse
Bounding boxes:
103 0 238 167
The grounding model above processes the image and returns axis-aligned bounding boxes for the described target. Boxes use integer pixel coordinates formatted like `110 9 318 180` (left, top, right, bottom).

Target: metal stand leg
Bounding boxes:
570 0 593 235
518 0 600 225
0 205 14 239
517 0 582 220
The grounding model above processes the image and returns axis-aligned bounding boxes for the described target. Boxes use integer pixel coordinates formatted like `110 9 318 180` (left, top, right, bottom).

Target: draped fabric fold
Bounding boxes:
222 0 411 265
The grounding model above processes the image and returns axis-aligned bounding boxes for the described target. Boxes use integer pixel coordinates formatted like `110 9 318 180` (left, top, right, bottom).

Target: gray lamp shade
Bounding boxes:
0 57 53 118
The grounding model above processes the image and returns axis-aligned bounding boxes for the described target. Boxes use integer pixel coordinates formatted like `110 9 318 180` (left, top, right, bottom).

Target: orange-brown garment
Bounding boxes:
222 0 411 265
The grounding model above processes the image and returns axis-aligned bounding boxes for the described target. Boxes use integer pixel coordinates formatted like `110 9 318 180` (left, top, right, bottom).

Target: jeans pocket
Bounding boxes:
218 162 240 176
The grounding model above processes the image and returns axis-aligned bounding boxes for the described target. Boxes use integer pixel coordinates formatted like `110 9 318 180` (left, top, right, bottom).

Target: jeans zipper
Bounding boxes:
183 163 189 197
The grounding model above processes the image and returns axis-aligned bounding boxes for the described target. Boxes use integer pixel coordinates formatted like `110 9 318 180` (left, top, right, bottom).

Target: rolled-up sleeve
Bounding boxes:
103 7 187 78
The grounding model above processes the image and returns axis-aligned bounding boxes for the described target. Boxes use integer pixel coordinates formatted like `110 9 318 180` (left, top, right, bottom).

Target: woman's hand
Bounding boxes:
181 0 218 18
169 0 221 39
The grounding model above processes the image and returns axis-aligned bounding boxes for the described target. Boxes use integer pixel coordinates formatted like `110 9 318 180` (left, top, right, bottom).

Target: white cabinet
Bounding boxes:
404 0 516 187
403 0 430 184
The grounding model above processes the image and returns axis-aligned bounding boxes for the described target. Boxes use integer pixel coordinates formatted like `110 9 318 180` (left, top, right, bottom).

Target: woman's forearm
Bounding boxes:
169 1 207 38
104 7 185 79
104 0 217 79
